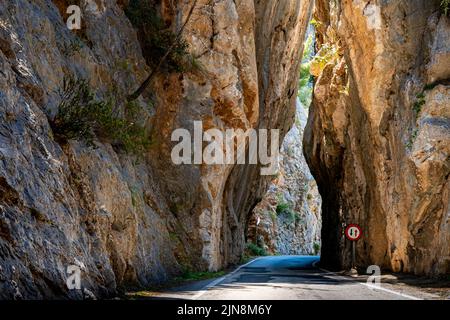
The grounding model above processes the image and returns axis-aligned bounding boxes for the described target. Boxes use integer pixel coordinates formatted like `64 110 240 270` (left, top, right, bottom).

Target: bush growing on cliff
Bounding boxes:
413 92 426 115
51 76 150 154
276 202 290 215
313 242 320 255
246 243 267 256
125 0 200 101
125 0 197 73
275 201 301 224
442 0 450 16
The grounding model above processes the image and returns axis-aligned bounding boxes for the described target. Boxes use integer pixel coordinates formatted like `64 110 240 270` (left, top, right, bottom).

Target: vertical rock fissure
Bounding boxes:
247 23 322 257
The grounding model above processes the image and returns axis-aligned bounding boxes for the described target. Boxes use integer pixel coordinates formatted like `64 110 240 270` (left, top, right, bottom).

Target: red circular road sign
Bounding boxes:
345 224 362 241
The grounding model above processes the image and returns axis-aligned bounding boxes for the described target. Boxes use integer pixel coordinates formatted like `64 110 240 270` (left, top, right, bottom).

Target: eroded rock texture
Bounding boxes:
221 0 314 265
304 0 450 275
0 0 313 298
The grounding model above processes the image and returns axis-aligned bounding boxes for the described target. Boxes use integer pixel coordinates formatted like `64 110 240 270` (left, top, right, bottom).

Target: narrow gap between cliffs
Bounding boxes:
245 23 322 260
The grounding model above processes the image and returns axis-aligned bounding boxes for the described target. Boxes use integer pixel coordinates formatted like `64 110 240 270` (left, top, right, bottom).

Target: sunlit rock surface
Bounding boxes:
0 0 313 298
304 0 450 275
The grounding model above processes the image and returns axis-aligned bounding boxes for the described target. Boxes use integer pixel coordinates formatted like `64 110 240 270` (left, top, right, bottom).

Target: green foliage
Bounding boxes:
51 76 150 154
310 18 322 28
276 202 290 215
168 232 180 242
406 128 419 150
424 82 438 91
302 32 314 61
246 243 268 256
51 76 102 144
268 210 277 223
117 100 152 154
310 43 340 77
442 0 450 16
240 254 252 264
275 200 301 223
60 37 84 57
413 93 426 115
286 210 300 223
313 242 321 255
125 0 197 73
129 186 140 207
298 33 314 108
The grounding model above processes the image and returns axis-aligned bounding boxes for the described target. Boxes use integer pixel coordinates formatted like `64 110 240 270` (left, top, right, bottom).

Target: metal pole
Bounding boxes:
352 241 356 268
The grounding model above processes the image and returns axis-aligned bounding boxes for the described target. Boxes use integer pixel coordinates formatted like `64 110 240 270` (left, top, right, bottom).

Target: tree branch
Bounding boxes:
127 0 199 102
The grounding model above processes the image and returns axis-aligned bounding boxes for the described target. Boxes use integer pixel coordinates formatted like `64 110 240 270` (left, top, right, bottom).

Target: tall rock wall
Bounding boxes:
304 0 450 275
0 0 313 298
221 0 314 265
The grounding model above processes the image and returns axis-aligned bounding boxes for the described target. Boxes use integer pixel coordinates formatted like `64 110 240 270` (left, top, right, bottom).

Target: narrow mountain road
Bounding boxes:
138 256 433 300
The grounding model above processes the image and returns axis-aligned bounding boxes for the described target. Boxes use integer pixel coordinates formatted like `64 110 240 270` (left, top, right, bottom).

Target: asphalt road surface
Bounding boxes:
142 256 423 300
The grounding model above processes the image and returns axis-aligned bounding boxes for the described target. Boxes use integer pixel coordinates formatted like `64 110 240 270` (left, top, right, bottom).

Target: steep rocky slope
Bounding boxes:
249 100 321 255
0 0 313 298
2 0 447 300
304 0 450 275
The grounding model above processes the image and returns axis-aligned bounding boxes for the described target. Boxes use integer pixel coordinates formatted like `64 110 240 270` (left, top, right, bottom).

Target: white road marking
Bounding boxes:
192 257 262 300
193 257 423 300
319 267 423 300
362 283 422 300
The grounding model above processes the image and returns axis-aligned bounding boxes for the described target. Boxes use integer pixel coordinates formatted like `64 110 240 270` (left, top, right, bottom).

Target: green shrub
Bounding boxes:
168 232 180 242
51 76 150 154
276 202 290 215
129 186 140 207
286 210 300 223
60 37 84 57
275 200 302 223
125 0 197 73
442 0 450 16
313 242 320 255
413 93 426 115
246 243 267 256
240 254 252 264
406 128 419 150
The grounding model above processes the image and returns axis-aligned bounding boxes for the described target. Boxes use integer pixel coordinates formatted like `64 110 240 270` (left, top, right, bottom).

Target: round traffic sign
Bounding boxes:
345 224 362 241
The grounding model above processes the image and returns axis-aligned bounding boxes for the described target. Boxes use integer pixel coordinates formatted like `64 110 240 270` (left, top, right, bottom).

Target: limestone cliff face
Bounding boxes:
0 0 313 298
221 0 314 265
249 100 321 255
304 0 450 275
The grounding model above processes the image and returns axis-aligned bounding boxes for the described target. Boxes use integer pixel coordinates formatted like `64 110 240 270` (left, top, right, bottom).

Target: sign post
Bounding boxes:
352 242 356 269
345 224 362 269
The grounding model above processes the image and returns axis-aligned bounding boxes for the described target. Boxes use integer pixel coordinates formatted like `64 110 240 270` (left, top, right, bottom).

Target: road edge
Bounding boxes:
317 266 423 300
192 257 262 300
